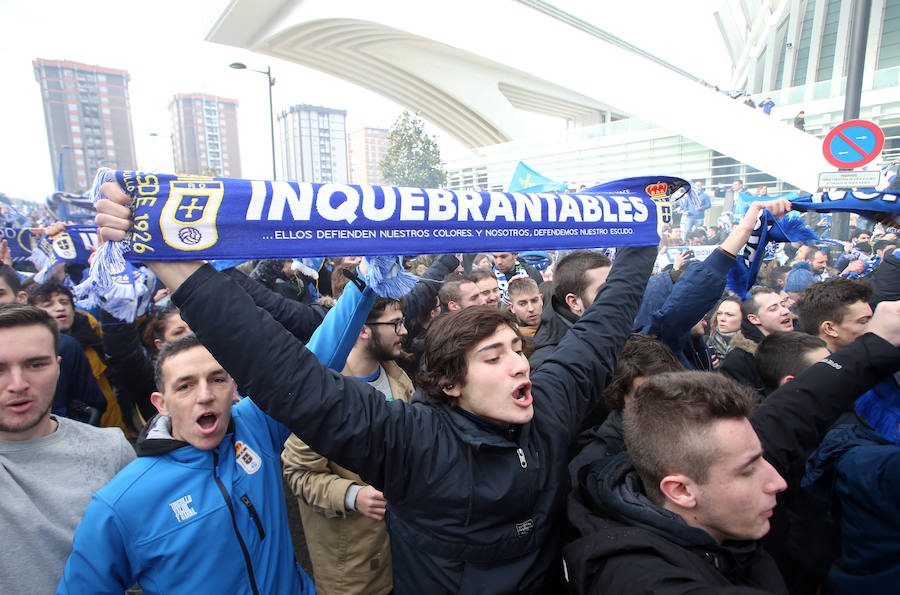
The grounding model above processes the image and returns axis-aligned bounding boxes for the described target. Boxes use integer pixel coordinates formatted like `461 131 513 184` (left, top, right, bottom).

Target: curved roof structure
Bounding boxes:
207 0 833 190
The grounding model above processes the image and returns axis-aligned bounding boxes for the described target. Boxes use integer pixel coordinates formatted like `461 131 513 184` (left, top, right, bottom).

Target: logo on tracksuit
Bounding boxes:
169 494 197 522
235 441 261 474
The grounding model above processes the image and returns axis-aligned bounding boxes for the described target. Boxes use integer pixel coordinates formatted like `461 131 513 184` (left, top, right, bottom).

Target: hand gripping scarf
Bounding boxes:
79 169 688 320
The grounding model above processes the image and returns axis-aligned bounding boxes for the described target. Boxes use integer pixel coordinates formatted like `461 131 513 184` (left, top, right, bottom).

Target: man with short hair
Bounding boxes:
755 331 830 395
469 267 502 307
491 251 543 301
0 267 107 424
797 278 873 353
530 250 611 369
59 334 316 593
565 305 900 592
438 274 486 313
282 296 415 595
720 286 794 394
0 304 134 595
507 277 542 337
724 179 743 213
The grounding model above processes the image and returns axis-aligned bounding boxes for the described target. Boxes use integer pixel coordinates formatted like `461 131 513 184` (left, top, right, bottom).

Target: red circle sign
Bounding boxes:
822 120 885 168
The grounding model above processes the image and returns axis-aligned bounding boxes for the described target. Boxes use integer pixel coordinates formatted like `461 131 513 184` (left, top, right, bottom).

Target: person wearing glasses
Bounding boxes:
282 296 415 595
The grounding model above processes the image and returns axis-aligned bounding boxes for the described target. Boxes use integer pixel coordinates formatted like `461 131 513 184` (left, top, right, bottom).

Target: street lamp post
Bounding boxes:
230 62 277 180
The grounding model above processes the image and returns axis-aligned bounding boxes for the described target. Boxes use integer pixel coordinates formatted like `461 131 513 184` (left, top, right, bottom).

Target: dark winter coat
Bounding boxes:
803 395 900 593
171 247 657 595
565 332 900 593
566 453 788 594
529 295 578 371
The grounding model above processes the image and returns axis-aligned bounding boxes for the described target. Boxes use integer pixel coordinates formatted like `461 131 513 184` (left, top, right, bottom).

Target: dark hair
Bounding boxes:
874 239 896 254
796 278 873 337
154 333 204 391
366 296 403 324
27 280 74 305
539 281 554 312
552 250 611 304
0 265 22 294
419 306 520 406
767 265 791 289
755 331 827 394
0 303 60 352
623 371 758 504
603 334 683 411
141 305 183 352
741 286 778 318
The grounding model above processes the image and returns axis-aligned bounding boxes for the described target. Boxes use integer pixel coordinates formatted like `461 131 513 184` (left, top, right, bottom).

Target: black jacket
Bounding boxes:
529 295 578 370
565 332 900 593
566 453 787 594
172 246 656 595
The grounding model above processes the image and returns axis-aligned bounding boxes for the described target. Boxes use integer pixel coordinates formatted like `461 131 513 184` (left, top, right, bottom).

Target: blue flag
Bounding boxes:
508 162 568 193
29 225 98 284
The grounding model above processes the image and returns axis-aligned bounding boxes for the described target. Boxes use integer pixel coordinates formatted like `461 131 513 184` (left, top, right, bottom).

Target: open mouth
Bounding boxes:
196 412 218 433
513 382 533 407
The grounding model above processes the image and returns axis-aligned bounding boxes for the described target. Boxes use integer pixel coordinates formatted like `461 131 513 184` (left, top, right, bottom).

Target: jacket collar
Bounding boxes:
136 413 236 457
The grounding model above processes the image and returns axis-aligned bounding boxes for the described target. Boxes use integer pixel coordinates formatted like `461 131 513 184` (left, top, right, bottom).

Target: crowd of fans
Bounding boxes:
1 188 899 594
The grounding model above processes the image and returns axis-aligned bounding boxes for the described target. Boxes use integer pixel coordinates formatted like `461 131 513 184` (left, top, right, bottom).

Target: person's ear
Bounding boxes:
747 313 760 326
15 291 27 304
150 392 168 416
359 325 372 341
659 473 699 509
565 293 582 314
154 338 163 350
442 381 461 398
779 374 795 387
821 320 839 338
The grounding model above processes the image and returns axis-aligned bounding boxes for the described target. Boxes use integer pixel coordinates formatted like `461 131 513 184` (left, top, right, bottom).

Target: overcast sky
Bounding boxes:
0 0 731 202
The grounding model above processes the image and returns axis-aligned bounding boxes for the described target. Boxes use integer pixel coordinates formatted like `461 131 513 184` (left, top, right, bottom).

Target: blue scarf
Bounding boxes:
791 188 900 228
81 169 682 319
1 227 39 262
29 225 97 284
726 209 818 299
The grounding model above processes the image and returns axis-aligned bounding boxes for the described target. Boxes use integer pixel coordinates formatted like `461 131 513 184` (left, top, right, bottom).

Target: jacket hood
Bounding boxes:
582 452 764 569
136 413 236 457
532 295 576 350
583 452 724 550
728 331 760 355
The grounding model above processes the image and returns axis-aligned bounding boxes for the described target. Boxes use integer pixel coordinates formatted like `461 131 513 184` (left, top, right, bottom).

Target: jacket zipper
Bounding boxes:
240 494 266 540
517 447 533 512
213 451 261 595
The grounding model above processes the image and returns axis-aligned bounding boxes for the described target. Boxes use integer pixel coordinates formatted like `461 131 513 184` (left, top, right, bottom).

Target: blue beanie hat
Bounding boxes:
784 261 815 293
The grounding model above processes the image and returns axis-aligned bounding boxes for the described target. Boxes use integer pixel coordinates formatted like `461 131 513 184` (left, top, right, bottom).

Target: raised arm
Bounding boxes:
752 300 900 483
222 267 325 341
532 246 656 439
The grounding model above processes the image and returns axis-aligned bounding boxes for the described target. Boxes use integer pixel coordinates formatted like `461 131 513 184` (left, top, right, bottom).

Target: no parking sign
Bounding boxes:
822 120 885 169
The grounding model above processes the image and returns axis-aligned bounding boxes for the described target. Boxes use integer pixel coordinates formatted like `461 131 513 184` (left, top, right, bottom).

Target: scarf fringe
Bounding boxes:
364 255 417 298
